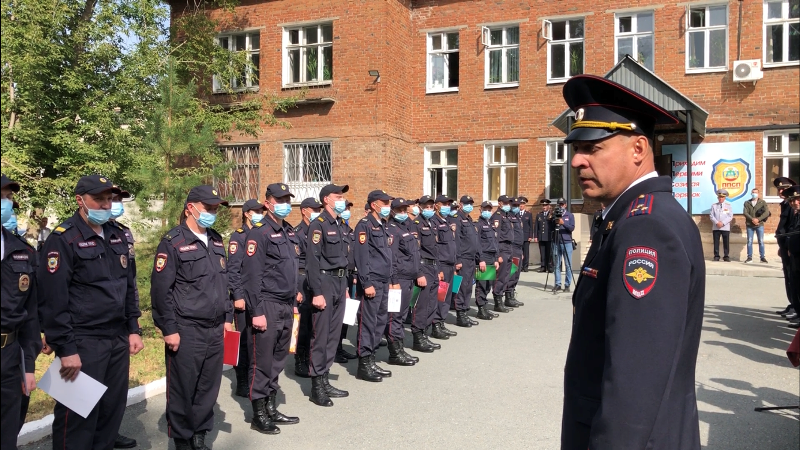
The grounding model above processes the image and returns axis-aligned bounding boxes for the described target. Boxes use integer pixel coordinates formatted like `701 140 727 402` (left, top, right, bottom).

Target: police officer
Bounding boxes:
1 174 40 450
408 196 439 353
490 195 514 313
39 175 143 450
474 201 500 320
242 183 303 434
150 185 232 450
782 185 800 329
519 196 534 272
453 195 480 327
535 199 554 272
294 197 322 377
228 199 266 396
774 177 797 318
305 184 350 406
505 197 525 307
560 75 705 448
429 195 458 339
385 197 421 366
335 200 358 363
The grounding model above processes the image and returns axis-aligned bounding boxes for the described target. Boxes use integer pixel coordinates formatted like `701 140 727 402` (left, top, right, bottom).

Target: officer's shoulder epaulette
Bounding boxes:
254 221 264 227
360 218 368 222
317 217 325 222
11 232 35 250
163 224 184 241
293 225 302 232
414 220 420 224
627 194 655 218
207 228 223 239
236 227 245 234
52 222 73 235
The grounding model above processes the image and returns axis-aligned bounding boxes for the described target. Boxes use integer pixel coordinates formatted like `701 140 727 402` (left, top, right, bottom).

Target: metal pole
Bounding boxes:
686 110 693 214
566 115 573 210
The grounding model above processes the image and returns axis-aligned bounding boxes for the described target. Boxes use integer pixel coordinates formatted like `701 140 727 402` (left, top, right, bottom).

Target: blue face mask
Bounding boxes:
3 214 17 231
310 212 321 221
0 198 13 224
393 213 408 223
250 213 264 224
462 204 473 214
450 209 458 217
81 197 112 226
439 206 451 216
273 203 292 219
197 212 216 228
481 211 492 220
501 205 511 213
334 200 347 215
379 206 391 218
421 209 435 219
110 202 125 219
340 210 351 221
411 206 420 216
512 206 520 214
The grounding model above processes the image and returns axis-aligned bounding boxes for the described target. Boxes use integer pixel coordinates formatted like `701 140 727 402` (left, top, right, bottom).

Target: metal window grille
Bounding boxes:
217 145 260 203
283 142 332 201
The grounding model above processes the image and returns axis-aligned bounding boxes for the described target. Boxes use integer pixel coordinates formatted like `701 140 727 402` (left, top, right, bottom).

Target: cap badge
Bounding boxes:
575 108 585 121
281 185 286 190
99 177 107 183
630 123 637 130
211 189 218 195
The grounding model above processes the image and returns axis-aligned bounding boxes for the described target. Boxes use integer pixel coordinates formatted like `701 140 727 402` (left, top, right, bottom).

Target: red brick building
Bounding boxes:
175 0 798 256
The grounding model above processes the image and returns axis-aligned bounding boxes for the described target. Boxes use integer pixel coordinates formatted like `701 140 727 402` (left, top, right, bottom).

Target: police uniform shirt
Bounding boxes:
535 211 553 242
509 213 524 247
454 210 480 264
491 209 514 244
1 227 41 372
477 215 499 265
521 209 534 240
306 210 348 297
354 214 392 289
338 218 356 272
295 221 310 271
227 225 251 302
150 223 231 337
409 216 438 262
241 215 300 311
430 213 456 265
709 201 734 231
110 221 140 304
387 220 421 283
39 211 140 357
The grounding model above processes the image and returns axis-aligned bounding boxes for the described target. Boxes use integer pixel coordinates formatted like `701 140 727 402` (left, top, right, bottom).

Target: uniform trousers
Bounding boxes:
250 301 293 399
308 274 346 377
296 273 313 354
337 274 358 351
1 341 23 450
165 323 223 441
455 260 476 311
234 308 250 374
493 243 513 296
411 264 439 333
53 335 130 450
435 264 455 322
522 241 531 270
385 278 413 343
475 279 491 307
507 246 523 292
357 281 389 357
712 230 730 258
539 241 552 269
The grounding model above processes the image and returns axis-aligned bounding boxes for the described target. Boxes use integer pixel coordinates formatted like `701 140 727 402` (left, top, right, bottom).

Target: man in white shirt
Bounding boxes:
709 189 734 261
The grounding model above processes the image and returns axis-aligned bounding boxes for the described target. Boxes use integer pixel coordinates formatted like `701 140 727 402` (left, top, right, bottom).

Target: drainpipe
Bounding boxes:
737 0 744 60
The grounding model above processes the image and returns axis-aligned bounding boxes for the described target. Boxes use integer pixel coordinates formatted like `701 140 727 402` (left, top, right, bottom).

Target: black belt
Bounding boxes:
321 268 347 277
420 258 437 266
298 268 306 275
0 330 18 349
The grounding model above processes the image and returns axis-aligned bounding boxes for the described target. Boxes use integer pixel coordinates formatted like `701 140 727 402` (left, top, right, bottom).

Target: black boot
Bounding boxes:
467 314 479 325
412 331 435 353
174 438 192 450
512 290 525 306
486 307 499 318
430 322 450 340
294 349 309 378
356 356 383 382
234 365 249 398
440 322 458 336
476 306 494 320
455 310 473 328
250 399 280 434
379 337 388 347
370 354 392 377
387 340 416 366
494 295 512 312
310 376 334 406
266 393 299 424
322 371 349 398
505 292 521 308
191 432 210 450
114 434 136 449
400 345 420 363
423 334 441 349
337 347 357 360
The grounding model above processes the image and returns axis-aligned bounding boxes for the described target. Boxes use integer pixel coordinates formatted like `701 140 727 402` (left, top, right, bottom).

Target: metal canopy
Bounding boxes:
551 55 709 137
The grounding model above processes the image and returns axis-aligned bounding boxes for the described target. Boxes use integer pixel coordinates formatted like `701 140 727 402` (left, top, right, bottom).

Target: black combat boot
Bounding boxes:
356 356 383 382
370 354 392 377
494 295 512 312
294 349 309 378
412 331 435 353
234 365 249 397
322 371 349 397
512 290 525 306
266 393 299 424
379 336 388 347
251 399 280 434
387 340 416 366
440 322 458 336
505 292 521 308
400 346 419 363
191 432 210 450
310 376 334 406
455 310 473 327
113 434 136 449
174 438 192 450
476 306 494 320
430 322 450 340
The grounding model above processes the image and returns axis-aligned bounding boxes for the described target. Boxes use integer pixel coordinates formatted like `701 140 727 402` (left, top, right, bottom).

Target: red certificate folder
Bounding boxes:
223 330 241 366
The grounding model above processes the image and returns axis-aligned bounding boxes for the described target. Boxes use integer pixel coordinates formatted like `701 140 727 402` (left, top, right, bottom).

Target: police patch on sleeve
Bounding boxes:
47 252 60 273
623 246 657 299
358 232 366 244
229 241 238 255
312 230 322 244
246 240 257 256
155 253 168 272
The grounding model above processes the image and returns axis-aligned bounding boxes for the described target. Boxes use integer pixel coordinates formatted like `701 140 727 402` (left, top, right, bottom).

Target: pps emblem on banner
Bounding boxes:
623 246 658 299
711 158 751 201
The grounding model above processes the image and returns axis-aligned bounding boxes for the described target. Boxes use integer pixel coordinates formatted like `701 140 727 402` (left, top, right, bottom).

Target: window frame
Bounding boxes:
762 0 800 67
213 31 261 94
763 130 800 202
216 144 261 204
283 141 333 204
483 144 519 203
545 141 584 204
614 11 656 72
427 31 460 93
424 147 459 199
546 18 586 84
685 4 730 73
483 25 521 89
282 23 334 88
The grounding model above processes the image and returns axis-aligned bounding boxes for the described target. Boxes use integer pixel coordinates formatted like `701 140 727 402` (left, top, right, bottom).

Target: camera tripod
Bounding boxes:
543 220 573 293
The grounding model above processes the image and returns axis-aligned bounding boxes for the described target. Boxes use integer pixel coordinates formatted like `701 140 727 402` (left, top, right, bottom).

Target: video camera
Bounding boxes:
552 206 566 218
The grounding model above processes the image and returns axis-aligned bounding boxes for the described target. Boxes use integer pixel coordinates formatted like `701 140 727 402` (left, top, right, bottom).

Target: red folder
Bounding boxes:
223 330 241 366
437 281 450 302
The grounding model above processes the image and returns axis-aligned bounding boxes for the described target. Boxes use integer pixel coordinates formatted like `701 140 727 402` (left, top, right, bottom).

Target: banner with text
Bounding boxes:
661 141 755 215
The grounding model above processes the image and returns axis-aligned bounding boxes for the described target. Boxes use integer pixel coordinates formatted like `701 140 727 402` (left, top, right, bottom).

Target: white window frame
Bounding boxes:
483 144 519 202
546 18 585 84
283 142 333 203
685 4 729 73
424 147 459 198
213 32 260 93
763 130 800 202
763 0 800 67
483 25 520 89
216 144 260 204
545 141 584 204
427 31 460 93
282 23 333 88
614 11 655 71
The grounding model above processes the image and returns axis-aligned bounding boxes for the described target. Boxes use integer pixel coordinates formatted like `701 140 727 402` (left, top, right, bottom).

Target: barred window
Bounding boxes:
217 144 260 203
283 142 332 202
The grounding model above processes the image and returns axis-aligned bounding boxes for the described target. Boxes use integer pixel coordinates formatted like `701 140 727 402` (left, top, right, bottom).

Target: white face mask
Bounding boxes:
751 193 759 199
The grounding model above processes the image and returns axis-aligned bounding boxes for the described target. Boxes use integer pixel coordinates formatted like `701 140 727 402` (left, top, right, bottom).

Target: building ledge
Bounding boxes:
295 97 336 105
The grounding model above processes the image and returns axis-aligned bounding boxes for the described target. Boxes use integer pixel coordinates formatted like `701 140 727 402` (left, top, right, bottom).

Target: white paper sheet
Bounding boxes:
38 357 108 419
21 348 29 396
343 298 361 326
388 289 402 313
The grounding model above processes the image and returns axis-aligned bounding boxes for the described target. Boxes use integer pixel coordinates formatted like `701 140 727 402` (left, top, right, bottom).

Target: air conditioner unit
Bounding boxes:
732 59 763 83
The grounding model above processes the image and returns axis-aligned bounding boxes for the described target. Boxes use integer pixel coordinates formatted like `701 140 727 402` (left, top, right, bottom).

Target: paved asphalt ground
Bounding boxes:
21 272 799 449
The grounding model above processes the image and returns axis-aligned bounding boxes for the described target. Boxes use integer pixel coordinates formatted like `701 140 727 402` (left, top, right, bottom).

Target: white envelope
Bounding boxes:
38 357 108 419
343 298 361 326
388 289 402 313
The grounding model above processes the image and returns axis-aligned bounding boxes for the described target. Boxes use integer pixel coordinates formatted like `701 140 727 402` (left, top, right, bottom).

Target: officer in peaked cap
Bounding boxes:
774 177 798 317
559 75 705 450
504 197 525 306
535 199 554 272
335 199 358 364
407 195 440 352
490 195 515 313
474 201 499 320
429 194 459 339
294 197 323 377
451 195 481 327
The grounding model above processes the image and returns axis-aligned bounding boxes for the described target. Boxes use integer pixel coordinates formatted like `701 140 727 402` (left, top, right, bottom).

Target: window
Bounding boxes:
283 142 332 201
484 25 520 88
547 19 584 83
616 11 655 71
546 141 583 202
764 0 800 66
686 5 728 71
217 145 260 203
485 144 518 201
425 148 458 198
764 131 799 198
214 32 260 93
283 23 333 87
427 32 460 92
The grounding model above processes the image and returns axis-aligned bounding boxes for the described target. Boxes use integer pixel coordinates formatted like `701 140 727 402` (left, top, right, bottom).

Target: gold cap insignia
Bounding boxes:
99 177 107 183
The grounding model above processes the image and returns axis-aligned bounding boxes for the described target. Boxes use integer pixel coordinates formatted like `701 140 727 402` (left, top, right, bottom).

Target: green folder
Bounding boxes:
475 265 496 281
410 286 421 308
510 263 518 275
451 275 463 293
